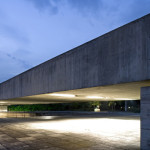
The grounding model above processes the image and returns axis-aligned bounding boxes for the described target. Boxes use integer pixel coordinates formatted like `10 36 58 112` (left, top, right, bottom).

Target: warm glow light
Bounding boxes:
115 98 134 100
86 96 104 99
49 93 75 98
27 117 140 145
0 102 7 104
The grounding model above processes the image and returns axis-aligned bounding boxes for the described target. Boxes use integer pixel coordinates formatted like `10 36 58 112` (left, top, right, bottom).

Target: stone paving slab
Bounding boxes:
0 114 140 150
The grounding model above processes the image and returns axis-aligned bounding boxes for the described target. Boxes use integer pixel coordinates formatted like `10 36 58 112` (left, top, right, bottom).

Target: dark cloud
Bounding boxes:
6 53 31 69
26 0 59 14
26 0 102 16
0 50 32 83
67 0 102 16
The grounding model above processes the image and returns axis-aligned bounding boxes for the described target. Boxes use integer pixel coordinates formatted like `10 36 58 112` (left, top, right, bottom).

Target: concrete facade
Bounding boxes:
141 86 150 150
0 14 150 101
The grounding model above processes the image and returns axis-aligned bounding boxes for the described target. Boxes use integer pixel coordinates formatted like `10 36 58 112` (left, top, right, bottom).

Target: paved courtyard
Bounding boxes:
0 113 140 150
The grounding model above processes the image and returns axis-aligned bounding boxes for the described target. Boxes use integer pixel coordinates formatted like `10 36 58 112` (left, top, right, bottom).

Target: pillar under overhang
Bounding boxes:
141 86 150 150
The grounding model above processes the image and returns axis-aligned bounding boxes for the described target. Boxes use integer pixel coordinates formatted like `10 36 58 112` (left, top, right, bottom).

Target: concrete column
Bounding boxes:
0 105 8 112
141 86 150 150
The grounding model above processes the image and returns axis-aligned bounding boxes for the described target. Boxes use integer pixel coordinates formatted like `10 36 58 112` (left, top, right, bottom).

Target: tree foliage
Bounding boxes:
8 100 140 113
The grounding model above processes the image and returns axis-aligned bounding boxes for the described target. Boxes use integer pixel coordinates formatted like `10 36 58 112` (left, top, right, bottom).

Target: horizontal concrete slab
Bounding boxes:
0 80 150 105
0 14 150 104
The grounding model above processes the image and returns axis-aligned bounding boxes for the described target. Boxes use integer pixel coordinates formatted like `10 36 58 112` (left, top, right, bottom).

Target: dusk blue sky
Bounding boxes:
0 0 150 83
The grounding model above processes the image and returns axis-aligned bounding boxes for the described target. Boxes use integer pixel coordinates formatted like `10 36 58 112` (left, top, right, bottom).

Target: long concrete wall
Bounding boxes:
141 86 150 150
0 14 150 100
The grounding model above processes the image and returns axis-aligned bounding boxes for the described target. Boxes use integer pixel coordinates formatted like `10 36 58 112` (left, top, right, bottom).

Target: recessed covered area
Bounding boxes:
1 80 150 105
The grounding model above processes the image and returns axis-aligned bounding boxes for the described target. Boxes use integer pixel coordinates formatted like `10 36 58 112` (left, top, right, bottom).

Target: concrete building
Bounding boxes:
0 14 150 149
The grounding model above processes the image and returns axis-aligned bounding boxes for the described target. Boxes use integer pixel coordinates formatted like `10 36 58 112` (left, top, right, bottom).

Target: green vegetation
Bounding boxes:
8 100 140 113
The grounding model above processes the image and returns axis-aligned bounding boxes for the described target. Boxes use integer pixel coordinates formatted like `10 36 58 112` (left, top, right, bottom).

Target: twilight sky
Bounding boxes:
0 0 150 83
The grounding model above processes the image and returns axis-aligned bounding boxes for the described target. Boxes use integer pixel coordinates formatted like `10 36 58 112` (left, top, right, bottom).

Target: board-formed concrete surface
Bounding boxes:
0 113 140 150
0 14 150 104
1 81 150 105
141 86 150 149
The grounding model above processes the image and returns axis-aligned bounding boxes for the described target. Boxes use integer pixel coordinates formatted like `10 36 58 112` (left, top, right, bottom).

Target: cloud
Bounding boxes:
0 50 32 83
0 24 29 44
6 51 31 69
66 0 101 16
26 0 59 14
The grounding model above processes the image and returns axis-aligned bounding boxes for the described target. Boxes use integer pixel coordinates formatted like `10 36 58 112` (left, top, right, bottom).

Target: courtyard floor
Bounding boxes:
0 112 140 150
